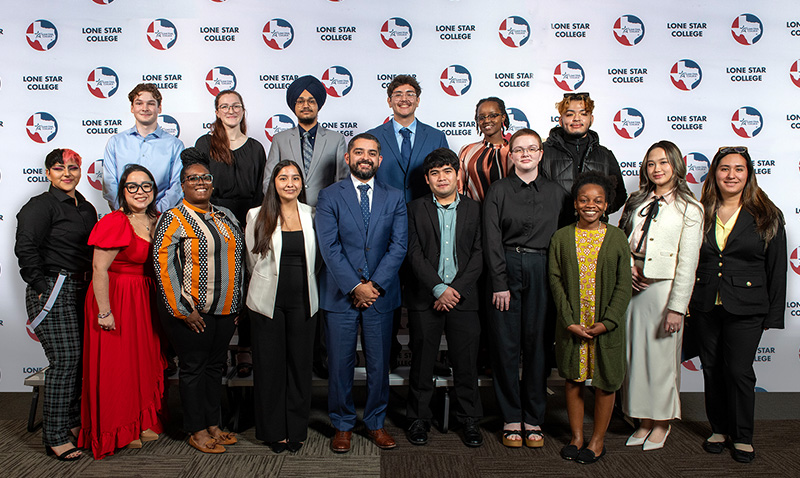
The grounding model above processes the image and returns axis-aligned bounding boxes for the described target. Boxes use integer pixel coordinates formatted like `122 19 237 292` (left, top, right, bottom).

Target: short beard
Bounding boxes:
298 115 316 126
350 162 376 180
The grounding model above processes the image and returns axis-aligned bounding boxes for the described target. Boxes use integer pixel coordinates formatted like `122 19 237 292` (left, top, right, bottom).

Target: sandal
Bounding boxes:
189 436 226 454
502 429 523 448
236 352 253 378
524 427 544 448
46 446 82 461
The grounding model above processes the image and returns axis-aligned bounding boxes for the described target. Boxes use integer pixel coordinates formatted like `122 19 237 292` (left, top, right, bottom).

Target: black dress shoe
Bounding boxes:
461 418 483 447
576 446 606 464
406 419 429 446
560 444 580 461
286 441 303 453
269 441 287 453
732 447 755 463
702 440 725 454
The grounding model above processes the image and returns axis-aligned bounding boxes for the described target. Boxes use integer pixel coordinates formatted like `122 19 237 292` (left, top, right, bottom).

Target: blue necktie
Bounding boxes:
302 130 313 176
400 127 412 167
358 183 370 279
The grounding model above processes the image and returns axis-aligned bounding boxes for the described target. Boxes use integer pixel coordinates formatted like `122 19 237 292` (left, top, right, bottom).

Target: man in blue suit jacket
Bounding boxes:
315 133 408 453
366 75 449 203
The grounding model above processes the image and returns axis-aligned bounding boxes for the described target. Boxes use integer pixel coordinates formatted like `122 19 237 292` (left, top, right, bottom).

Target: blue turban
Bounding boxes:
286 75 327 110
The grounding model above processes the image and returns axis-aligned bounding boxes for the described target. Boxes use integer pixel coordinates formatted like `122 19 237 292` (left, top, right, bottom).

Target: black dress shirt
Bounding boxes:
15 186 97 294
482 172 569 292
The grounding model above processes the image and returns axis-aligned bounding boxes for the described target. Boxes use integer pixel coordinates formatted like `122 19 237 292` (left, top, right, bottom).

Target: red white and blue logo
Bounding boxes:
264 114 295 142
26 112 58 143
731 106 763 138
205 66 237 96
92 0 115 4
613 15 645 46
506 107 530 134
684 152 710 184
321 66 353 97
790 60 800 88
731 14 763 45
790 247 800 275
381 17 412 49
147 18 178 50
87 159 103 191
682 358 702 371
159 115 180 138
670 59 702 91
553 61 585 92
263 19 294 50
26 20 58 51
498 16 530 48
87 67 119 98
440 65 472 96
613 108 645 139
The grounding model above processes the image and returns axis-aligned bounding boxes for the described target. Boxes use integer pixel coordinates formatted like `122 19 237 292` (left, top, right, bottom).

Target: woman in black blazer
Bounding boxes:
689 146 786 464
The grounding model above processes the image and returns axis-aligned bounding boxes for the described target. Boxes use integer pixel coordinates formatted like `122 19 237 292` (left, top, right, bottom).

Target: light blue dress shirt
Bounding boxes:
103 125 185 212
432 193 460 298
392 118 417 152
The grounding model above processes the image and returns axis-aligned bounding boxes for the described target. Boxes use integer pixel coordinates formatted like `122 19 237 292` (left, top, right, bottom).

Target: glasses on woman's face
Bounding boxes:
511 146 541 156
124 181 155 194
478 112 502 122
182 174 214 185
217 104 243 113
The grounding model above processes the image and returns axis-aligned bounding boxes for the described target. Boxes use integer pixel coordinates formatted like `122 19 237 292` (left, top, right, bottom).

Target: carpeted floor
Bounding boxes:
1 386 797 477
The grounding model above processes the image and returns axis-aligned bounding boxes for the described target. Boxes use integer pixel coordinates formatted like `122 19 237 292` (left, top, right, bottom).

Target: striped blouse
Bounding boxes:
458 139 510 202
154 199 244 319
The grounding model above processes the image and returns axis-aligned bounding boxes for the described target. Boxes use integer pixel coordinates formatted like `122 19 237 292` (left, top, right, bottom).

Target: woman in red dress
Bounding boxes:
78 164 167 459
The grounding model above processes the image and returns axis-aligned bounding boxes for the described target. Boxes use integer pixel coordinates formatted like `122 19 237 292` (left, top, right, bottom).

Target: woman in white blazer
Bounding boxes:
618 141 703 450
246 159 318 454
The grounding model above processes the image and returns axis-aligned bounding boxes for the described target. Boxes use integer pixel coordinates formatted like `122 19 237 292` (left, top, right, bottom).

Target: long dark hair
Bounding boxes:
700 148 783 244
619 140 700 236
117 164 159 218
250 160 307 255
209 89 247 165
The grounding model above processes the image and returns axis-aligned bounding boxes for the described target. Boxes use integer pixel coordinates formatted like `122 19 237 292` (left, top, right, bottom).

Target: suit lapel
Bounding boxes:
341 180 367 237
367 181 388 243
424 196 442 249
380 122 403 173
308 127 326 179
288 127 301 167
726 207 753 247
411 123 429 165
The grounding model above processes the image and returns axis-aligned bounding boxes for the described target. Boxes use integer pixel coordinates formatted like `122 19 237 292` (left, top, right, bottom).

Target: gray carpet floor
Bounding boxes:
1 386 798 477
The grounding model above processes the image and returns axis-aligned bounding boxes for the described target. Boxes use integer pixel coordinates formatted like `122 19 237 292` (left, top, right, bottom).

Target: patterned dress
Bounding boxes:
575 226 606 381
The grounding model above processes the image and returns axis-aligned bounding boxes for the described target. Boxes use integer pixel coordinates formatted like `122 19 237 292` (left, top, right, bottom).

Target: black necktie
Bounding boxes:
635 196 661 253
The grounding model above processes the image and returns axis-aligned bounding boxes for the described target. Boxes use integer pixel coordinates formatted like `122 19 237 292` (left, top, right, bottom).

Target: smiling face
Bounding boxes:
645 147 675 192
215 92 244 130
509 134 542 175
574 183 608 229
425 165 458 201
123 170 155 214
715 153 748 199
130 91 162 128
559 100 593 137
346 138 382 181
274 164 303 203
387 83 420 122
46 158 81 197
477 100 506 139
181 164 213 207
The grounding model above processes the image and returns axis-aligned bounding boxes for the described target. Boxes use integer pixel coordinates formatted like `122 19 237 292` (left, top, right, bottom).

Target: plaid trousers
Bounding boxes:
25 275 86 447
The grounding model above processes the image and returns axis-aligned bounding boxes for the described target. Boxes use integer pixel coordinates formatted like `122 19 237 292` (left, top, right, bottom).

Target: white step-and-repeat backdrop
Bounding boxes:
1 0 798 392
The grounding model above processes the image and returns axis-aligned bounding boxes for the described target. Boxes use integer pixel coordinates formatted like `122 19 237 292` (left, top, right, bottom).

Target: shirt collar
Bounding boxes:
48 185 86 204
182 199 211 214
647 188 676 204
432 193 460 210
350 175 375 191
509 171 540 191
126 125 165 139
299 124 318 137
392 118 417 137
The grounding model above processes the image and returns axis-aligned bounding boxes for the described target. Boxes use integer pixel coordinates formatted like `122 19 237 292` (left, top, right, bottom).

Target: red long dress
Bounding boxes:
78 211 167 459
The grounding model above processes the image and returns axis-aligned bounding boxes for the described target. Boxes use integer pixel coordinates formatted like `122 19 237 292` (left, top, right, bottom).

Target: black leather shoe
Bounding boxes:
702 440 725 454
286 441 303 453
576 446 606 464
560 444 580 461
269 441 287 453
461 418 483 447
406 419 429 446
732 447 755 463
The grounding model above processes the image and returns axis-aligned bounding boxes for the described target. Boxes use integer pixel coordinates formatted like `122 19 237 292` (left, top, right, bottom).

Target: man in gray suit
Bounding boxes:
265 75 348 206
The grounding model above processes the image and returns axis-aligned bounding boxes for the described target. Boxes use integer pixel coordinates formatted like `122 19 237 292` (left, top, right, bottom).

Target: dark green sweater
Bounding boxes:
548 223 632 391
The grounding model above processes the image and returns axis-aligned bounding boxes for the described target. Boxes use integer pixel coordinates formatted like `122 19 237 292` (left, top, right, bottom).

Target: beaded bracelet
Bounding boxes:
97 310 112 319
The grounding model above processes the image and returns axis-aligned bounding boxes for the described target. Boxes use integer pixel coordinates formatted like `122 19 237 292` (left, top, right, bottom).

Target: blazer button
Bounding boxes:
696 277 700 281
669 253 673 256
718 262 723 267
357 268 363 273
746 281 752 286
717 272 722 277
647 258 652 261
649 238 654 241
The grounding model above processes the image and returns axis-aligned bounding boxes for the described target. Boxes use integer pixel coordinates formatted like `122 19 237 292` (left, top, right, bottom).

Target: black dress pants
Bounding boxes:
692 305 764 444
158 300 235 433
407 307 482 423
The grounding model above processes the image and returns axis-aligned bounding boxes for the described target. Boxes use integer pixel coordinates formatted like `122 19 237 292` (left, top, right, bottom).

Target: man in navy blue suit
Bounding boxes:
366 75 449 203
315 133 408 453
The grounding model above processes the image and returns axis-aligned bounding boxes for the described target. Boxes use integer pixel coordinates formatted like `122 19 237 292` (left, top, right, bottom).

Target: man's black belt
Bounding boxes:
504 246 547 254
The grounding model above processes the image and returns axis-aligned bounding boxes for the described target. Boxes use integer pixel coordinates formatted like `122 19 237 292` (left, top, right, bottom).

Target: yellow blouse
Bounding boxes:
714 206 742 305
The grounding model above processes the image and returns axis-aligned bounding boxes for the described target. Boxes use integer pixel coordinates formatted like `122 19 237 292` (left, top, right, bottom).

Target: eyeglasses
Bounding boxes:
717 146 748 155
391 91 418 99
295 97 317 106
124 181 155 194
511 146 541 155
563 91 590 100
478 112 502 122
182 174 214 184
217 104 243 112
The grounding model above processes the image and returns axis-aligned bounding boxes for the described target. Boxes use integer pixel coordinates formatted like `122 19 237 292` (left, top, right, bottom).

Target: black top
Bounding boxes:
195 134 267 226
15 185 98 294
482 172 570 292
276 230 309 313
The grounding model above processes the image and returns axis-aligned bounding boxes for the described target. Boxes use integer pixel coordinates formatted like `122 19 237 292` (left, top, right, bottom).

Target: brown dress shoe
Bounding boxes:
367 428 397 449
331 430 352 453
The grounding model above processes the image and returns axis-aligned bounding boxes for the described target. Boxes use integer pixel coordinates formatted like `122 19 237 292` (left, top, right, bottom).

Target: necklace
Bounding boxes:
128 213 151 232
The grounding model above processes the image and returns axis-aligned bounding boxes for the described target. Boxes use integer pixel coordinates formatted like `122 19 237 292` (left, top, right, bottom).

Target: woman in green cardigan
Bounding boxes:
548 172 632 465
